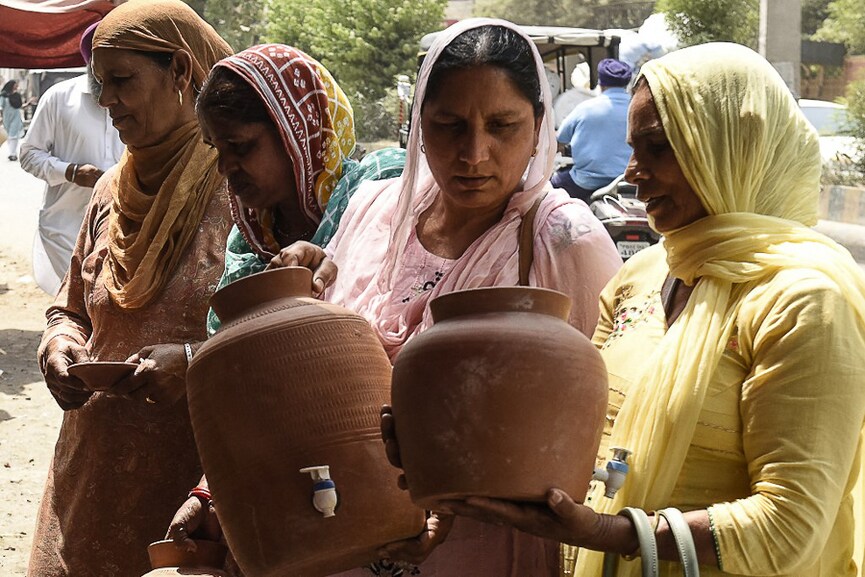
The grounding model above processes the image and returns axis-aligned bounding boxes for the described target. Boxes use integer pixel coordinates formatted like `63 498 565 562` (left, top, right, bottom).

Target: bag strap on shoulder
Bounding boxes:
517 192 548 286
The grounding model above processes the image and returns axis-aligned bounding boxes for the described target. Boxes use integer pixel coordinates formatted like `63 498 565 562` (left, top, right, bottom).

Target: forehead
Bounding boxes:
202 115 257 137
424 65 530 111
92 48 160 74
628 83 664 134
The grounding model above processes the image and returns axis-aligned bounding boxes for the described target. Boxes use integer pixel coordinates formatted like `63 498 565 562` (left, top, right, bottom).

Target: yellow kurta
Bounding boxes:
586 243 865 576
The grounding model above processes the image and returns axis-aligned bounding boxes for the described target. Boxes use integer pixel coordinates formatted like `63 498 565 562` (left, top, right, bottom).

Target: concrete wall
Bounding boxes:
820 185 865 226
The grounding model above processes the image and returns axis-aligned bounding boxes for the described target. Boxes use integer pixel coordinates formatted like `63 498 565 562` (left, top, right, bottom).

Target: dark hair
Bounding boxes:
196 66 272 125
424 25 543 118
1 80 17 96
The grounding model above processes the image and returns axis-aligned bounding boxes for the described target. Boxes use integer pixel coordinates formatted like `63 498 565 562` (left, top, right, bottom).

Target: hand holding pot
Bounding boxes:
40 335 92 410
167 495 222 549
380 404 408 490
267 241 337 296
114 343 193 405
376 511 455 566
442 489 604 553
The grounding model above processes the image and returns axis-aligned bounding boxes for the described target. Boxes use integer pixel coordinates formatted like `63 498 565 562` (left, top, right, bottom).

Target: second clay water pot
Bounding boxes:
186 267 425 577
391 286 609 509
141 539 228 577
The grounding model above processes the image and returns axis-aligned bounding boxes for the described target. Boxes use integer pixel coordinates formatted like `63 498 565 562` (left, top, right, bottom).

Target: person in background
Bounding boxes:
1 79 28 161
19 21 125 295
29 1 232 575
552 58 633 202
552 61 596 129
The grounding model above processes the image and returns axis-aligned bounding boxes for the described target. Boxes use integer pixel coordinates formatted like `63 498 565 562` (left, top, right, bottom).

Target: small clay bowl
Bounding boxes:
66 361 139 392
147 539 227 570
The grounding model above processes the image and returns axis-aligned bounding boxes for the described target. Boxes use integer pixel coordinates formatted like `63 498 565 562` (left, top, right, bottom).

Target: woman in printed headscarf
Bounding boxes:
197 44 406 336
270 18 622 576
133 47 405 564
30 1 232 575
444 42 865 577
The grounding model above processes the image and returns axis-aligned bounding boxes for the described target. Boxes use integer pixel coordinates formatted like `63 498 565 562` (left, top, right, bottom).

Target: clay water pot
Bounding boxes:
141 539 228 576
391 286 608 510
186 267 425 577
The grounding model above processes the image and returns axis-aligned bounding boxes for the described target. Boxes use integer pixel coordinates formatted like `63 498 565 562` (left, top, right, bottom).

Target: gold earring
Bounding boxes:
178 90 183 107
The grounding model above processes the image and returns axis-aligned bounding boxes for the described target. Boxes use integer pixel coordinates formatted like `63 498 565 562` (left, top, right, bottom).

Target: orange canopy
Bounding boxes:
0 0 119 68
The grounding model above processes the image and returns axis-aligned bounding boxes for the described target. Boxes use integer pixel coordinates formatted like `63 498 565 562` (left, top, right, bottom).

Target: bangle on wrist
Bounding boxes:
188 485 212 503
184 342 194 365
69 163 79 182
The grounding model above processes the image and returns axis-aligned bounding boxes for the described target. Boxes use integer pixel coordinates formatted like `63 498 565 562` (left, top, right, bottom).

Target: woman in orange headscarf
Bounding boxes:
30 1 232 575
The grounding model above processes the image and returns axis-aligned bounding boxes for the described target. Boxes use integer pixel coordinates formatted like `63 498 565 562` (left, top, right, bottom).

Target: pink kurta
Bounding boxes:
325 175 622 576
28 169 231 577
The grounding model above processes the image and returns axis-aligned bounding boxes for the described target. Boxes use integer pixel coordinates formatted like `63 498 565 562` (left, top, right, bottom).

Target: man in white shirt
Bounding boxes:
19 21 124 295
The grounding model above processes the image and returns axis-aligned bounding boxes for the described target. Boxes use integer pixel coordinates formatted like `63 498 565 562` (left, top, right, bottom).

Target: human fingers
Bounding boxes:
125 344 156 364
380 415 403 467
268 241 322 269
311 259 337 295
77 165 103 188
43 343 92 407
111 366 151 398
546 488 580 520
167 497 205 550
377 512 454 565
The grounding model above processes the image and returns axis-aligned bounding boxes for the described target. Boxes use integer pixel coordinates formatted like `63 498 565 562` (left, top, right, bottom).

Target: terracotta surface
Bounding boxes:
186 267 425 577
146 539 227 570
141 570 228 577
391 286 609 509
66 361 139 391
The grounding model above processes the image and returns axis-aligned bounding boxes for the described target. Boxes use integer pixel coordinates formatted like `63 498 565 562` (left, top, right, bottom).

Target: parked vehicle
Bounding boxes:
799 99 859 166
588 175 660 260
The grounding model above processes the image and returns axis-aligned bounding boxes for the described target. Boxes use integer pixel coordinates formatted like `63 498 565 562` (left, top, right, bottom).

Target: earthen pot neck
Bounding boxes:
210 266 314 325
429 286 571 323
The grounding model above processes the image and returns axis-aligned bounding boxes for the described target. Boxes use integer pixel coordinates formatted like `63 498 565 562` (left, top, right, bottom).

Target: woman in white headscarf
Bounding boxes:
446 42 865 577
271 18 622 576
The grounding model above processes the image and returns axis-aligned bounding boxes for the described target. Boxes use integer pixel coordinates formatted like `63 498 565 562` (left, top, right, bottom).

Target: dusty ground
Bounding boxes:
0 247 59 576
0 158 62 576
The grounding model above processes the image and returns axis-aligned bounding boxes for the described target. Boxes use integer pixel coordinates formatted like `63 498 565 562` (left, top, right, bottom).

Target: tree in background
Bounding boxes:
473 0 594 27
814 0 865 54
847 81 865 177
814 0 865 181
655 0 759 48
180 0 265 52
266 0 447 141
801 0 832 37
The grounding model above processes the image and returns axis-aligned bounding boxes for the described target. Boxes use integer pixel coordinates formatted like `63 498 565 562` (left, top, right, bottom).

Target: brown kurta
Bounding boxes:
28 168 231 577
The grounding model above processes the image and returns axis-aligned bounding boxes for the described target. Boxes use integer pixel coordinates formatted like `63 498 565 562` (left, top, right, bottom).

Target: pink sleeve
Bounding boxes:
532 202 622 337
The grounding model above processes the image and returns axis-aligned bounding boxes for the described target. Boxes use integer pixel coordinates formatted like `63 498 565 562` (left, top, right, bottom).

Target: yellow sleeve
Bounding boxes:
709 271 865 575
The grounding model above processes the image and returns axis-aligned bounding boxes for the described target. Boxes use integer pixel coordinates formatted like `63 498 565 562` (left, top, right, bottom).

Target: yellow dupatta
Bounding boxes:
573 42 865 576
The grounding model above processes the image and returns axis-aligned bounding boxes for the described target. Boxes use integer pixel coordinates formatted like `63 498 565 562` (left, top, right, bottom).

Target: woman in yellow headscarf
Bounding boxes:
444 42 865 577
31 1 232 575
